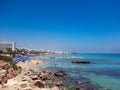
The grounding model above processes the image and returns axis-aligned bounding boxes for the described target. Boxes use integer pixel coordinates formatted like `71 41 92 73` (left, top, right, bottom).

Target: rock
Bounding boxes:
63 78 67 80
0 69 7 74
20 83 28 88
24 71 32 76
0 84 2 88
46 81 54 88
72 61 91 64
22 76 32 83
18 82 29 89
9 85 22 90
7 68 14 73
40 74 51 81
76 87 85 90
107 89 112 90
34 80 44 88
85 86 97 90
51 86 60 90
30 83 36 88
54 71 67 77
23 87 32 90
47 81 64 89
29 69 36 73
7 73 14 79
6 68 17 79
0 70 7 85
76 81 83 85
59 86 68 90
40 75 48 81
42 69 51 74
31 75 39 80
55 81 63 87
0 61 10 69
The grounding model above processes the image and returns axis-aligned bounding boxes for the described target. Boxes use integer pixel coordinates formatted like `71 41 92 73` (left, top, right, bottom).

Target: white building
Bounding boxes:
0 41 16 51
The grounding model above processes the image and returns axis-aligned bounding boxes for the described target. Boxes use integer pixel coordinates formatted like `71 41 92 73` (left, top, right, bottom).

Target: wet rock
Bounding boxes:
42 69 51 74
54 71 67 77
49 85 55 88
85 86 97 90
76 87 85 90
55 81 64 87
60 86 68 90
107 89 112 90
40 74 51 81
47 81 66 90
72 61 91 64
48 83 55 88
63 78 67 80
34 80 44 88
76 81 83 85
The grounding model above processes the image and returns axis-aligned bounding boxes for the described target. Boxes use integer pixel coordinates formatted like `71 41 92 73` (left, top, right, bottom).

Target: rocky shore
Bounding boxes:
0 55 90 90
0 58 68 90
0 60 19 90
6 69 68 90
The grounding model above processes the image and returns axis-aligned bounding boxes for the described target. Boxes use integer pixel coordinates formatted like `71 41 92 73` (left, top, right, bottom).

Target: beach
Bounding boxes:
0 56 68 90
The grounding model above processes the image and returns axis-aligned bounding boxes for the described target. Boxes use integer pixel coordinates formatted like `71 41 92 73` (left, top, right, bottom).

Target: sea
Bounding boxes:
31 54 120 90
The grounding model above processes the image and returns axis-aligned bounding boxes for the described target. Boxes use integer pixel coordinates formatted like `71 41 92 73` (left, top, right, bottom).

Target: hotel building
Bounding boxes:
0 41 16 51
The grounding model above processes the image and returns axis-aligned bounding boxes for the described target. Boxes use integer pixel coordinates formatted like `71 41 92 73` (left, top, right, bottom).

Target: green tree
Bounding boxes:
0 50 3 55
6 48 13 57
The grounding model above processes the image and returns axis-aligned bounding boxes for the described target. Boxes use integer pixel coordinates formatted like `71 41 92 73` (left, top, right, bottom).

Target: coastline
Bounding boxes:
1 56 67 90
1 53 120 90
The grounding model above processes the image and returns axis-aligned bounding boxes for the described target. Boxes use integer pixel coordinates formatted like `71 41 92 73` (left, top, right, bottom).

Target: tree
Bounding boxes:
15 48 22 54
6 48 13 56
0 50 3 55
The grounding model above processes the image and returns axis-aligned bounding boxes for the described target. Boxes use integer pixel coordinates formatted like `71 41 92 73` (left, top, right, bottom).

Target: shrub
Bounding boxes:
0 55 18 70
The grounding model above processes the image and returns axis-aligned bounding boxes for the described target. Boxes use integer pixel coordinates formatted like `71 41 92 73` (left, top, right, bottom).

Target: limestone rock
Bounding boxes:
31 75 39 80
54 71 67 77
34 80 44 88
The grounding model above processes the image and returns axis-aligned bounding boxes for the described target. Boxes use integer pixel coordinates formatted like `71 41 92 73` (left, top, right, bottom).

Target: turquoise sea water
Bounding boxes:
32 54 120 90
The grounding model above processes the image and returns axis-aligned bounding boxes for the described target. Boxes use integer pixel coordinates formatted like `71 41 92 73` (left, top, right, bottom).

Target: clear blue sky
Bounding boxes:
0 0 120 53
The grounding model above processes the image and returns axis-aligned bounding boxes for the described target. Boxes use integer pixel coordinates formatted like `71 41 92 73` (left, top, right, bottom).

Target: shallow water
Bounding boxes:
32 54 120 90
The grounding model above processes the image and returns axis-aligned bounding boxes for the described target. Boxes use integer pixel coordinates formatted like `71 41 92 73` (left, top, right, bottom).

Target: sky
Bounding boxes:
0 0 120 53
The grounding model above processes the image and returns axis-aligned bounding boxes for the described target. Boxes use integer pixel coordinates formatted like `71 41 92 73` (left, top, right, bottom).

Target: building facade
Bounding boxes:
0 41 16 51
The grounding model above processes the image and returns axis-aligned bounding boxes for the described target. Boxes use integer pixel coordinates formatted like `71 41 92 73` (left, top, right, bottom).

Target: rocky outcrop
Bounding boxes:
0 60 18 86
72 61 91 64
34 80 44 88
4 68 68 90
31 75 39 80
76 87 85 90
54 71 67 77
0 58 69 90
0 69 7 85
